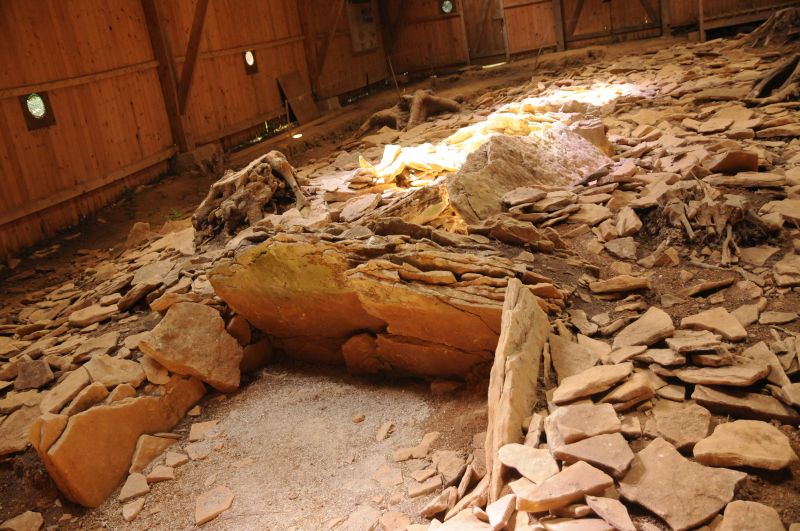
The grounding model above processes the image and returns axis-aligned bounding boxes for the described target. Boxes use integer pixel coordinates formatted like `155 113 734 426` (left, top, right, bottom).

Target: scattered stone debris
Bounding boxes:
2 13 800 531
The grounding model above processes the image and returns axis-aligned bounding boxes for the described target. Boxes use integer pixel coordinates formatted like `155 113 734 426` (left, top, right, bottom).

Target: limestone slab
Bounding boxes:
514 461 613 513
680 307 747 342
139 302 243 392
498 443 559 485
612 307 674 349
554 432 634 478
552 363 633 405
619 438 746 531
694 420 797 470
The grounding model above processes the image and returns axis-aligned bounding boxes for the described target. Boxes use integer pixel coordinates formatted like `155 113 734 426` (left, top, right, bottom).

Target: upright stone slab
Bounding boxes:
29 376 205 507
484 279 549 502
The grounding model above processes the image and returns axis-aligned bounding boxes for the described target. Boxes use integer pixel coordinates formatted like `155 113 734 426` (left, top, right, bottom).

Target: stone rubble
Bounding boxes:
1 13 800 531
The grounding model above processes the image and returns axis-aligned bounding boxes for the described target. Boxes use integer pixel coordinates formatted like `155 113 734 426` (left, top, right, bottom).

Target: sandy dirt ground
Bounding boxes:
61 362 486 530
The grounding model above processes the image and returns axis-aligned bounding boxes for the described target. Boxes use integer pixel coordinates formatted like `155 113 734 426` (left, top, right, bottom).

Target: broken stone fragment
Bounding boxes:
589 275 650 294
61 382 108 416
67 304 117 327
554 403 621 443
485 493 515 531
513 461 613 512
139 302 243 392
651 400 710 451
552 363 633 405
129 434 176 474
604 237 637 260
672 361 769 387
619 438 746 531
680 307 747 342
615 207 642 237
600 371 654 407
0 405 40 456
718 500 785 531
420 486 458 518
497 443 559 485
118 473 149 502
703 150 758 174
30 376 204 507
195 485 235 526
665 330 720 353
692 385 800 424
13 359 53 390
549 334 598 383
122 498 145 523
773 254 800 287
554 432 634 478
585 495 636 531
742 341 790 386
0 511 44 531
84 355 146 388
146 465 174 483
372 463 403 489
409 475 442 498
612 307 674 349
165 451 189 467
693 420 798 470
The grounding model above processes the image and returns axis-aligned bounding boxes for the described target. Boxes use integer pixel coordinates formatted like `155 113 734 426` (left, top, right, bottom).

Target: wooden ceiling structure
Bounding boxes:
0 0 796 259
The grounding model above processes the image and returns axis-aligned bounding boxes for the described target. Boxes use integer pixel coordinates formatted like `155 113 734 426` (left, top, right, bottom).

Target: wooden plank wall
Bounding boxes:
158 0 309 146
384 0 470 73
670 0 797 27
462 0 507 59
300 0 388 99
503 0 557 55
0 0 174 259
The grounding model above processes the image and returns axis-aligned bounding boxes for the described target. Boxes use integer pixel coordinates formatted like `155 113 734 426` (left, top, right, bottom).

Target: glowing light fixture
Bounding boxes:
292 133 303 139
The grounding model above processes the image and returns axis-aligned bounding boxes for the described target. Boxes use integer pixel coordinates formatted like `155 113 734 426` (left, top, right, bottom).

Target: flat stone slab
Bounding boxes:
673 362 768 387
0 511 44 531
84 355 145 388
718 500 785 531
589 275 650 294
552 363 633 404
139 302 244 393
554 403 621 443
498 443 559 485
666 330 720 353
554 432 634 478
619 438 747 531
195 485 235 526
692 385 800 424
613 307 674 349
694 420 798 471
549 334 599 383
514 461 613 513
680 307 747 342
652 400 710 451
585 495 636 531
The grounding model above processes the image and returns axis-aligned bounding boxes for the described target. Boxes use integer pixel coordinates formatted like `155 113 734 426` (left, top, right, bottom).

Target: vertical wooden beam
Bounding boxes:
458 0 472 65
499 0 510 61
473 0 494 54
141 0 192 152
316 0 346 77
177 0 211 114
661 0 671 36
552 0 566 51
566 0 585 40
698 0 705 41
385 0 408 57
297 0 321 96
